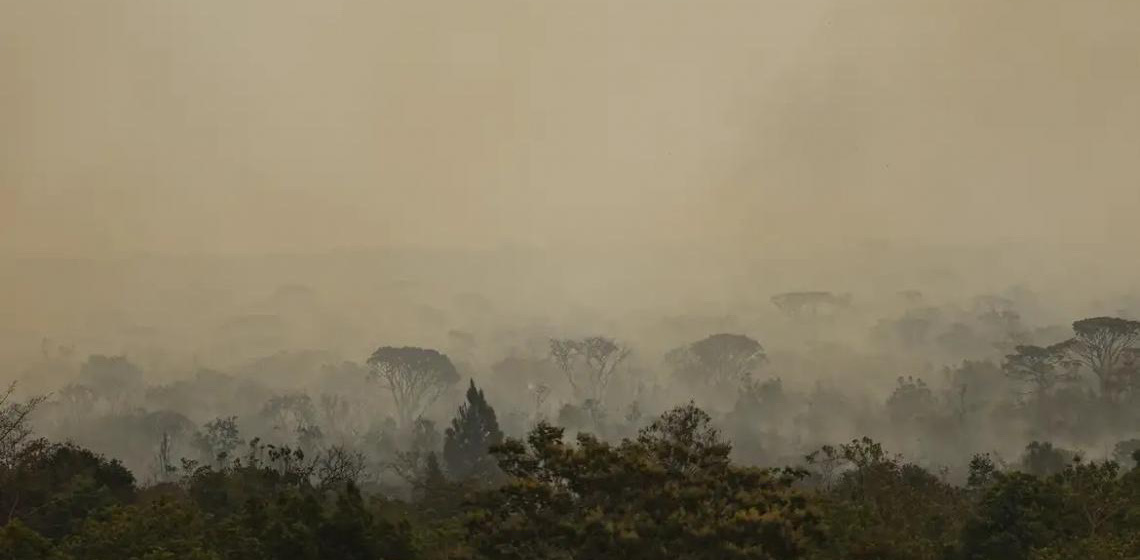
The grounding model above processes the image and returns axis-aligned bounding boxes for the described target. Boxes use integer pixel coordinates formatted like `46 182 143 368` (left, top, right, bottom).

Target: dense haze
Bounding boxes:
4 0 1140 484
5 0 1140 255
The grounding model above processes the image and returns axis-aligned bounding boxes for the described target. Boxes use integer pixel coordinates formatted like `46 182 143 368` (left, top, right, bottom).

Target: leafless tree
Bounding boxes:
549 337 630 403
316 444 369 488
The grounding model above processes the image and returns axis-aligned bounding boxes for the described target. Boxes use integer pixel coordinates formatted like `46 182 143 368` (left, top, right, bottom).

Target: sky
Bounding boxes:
2 0 1140 257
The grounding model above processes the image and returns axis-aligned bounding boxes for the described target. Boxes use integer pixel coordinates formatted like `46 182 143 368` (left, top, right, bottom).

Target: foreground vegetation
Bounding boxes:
4 385 1140 559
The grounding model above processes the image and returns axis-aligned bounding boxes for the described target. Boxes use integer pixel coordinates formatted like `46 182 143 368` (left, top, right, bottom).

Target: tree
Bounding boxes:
1 443 136 540
1112 439 1140 468
366 347 460 427
885 376 936 424
0 382 46 467
1019 441 1079 477
316 483 418 560
961 472 1068 560
443 380 504 483
387 418 442 487
467 403 820 559
1002 344 1075 396
1062 317 1140 401
666 333 766 389
770 291 851 319
0 519 54 560
807 438 969 560
192 416 244 468
315 445 368 489
59 498 219 560
78 355 143 410
548 336 630 403
261 394 317 432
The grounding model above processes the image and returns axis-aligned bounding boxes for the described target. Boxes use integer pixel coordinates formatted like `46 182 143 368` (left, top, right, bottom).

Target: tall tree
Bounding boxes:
548 336 630 403
443 380 504 483
1061 317 1140 401
666 333 766 388
366 347 460 426
1002 343 1075 396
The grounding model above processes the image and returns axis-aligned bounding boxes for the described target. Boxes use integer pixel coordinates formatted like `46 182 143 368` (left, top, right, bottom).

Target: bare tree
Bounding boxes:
316 444 369 488
366 346 459 427
548 337 630 403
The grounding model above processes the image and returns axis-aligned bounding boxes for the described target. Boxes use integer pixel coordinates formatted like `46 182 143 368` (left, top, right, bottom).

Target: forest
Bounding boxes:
5 0 1140 558
4 286 1140 559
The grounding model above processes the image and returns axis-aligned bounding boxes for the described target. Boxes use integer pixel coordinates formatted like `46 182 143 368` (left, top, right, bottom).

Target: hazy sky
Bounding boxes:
3 0 1139 257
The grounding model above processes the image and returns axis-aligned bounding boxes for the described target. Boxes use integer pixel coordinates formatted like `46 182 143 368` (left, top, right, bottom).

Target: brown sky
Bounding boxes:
3 0 1139 257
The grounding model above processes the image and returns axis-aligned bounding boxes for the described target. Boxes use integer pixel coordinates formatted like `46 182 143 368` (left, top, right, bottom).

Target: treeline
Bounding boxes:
6 312 1140 558
3 382 1140 559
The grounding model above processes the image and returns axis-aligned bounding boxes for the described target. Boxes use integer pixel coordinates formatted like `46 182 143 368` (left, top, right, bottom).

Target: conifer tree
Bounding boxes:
443 380 504 483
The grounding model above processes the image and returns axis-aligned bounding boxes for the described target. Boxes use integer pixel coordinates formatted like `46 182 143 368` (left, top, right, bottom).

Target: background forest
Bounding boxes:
5 264 1140 558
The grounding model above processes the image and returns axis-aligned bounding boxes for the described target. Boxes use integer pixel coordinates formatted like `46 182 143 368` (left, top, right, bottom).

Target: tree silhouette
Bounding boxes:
548 337 630 403
443 380 504 483
366 347 459 426
1061 317 1140 401
666 333 766 388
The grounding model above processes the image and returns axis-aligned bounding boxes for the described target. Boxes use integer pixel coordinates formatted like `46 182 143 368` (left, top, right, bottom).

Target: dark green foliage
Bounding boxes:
0 519 54 560
807 438 968 560
0 442 136 539
467 402 820 560
10 397 1140 560
59 497 218 560
443 380 504 483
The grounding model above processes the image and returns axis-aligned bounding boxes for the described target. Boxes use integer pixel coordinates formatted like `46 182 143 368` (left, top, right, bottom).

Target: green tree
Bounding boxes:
807 438 968 560
59 498 219 560
467 403 819 559
443 380 504 483
1 443 136 540
0 519 55 560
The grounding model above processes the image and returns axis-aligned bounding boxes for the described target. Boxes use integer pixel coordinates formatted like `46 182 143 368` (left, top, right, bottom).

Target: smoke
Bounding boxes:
4 0 1140 456
4 0 1135 259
